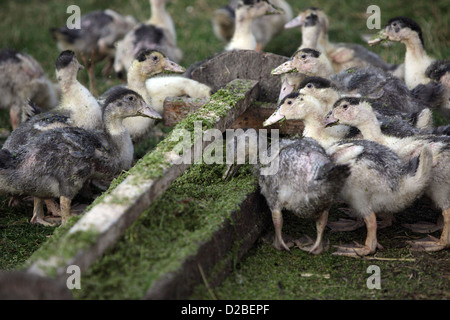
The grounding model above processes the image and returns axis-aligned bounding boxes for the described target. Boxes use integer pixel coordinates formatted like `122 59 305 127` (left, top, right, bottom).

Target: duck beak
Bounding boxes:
138 101 163 120
265 1 284 15
324 111 339 127
284 15 303 28
78 61 85 70
367 28 388 46
263 109 285 126
271 60 295 75
164 59 185 74
278 78 295 102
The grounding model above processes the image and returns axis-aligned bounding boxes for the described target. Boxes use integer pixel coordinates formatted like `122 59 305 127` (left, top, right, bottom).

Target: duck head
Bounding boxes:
103 87 162 120
236 0 284 19
133 49 185 77
263 92 323 126
369 16 424 47
55 50 84 82
324 97 375 128
298 76 340 108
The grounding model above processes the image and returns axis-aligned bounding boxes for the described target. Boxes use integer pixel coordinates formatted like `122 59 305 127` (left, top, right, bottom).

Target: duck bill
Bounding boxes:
265 2 284 15
278 78 295 102
324 112 339 127
367 29 388 46
284 15 303 28
164 59 185 74
263 109 285 126
271 60 295 75
139 102 163 120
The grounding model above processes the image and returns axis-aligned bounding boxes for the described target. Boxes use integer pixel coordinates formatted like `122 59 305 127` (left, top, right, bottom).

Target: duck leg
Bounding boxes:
44 199 61 217
408 208 450 252
332 212 380 257
271 209 290 251
60 196 72 225
296 210 328 255
30 198 58 227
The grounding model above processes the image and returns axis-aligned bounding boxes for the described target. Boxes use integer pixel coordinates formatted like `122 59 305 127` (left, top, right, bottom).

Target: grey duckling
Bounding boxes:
0 88 161 226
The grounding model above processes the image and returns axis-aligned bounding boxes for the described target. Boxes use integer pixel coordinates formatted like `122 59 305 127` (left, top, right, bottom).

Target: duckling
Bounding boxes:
0 49 59 130
326 97 450 252
264 92 433 256
285 7 396 73
0 88 161 226
271 48 334 102
369 17 435 89
51 9 137 69
102 50 209 142
225 0 283 52
225 131 350 254
114 0 182 77
214 0 292 50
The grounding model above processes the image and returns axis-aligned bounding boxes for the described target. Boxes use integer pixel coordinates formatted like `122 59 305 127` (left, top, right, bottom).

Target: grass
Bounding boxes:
0 0 449 299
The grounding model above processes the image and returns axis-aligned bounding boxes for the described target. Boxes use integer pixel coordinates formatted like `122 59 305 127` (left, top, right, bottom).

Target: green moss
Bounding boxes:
72 163 258 300
22 214 99 277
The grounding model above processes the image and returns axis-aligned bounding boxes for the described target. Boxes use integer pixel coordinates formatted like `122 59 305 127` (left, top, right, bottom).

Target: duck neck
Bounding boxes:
148 0 176 43
231 12 255 48
403 34 428 63
302 115 338 149
102 113 134 171
301 26 320 49
356 119 386 144
127 69 152 105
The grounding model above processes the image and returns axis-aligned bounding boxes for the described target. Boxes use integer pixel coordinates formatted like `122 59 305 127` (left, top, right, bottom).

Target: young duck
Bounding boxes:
326 97 450 252
369 17 435 89
224 131 350 254
214 0 293 50
285 7 396 73
264 93 433 256
114 0 182 77
103 50 210 141
51 9 138 73
271 48 334 102
0 88 161 226
425 60 450 118
225 0 283 52
0 49 59 130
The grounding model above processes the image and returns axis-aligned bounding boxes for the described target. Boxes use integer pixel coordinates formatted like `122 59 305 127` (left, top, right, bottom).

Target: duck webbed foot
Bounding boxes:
294 210 329 255
408 208 449 252
327 217 365 232
403 215 443 234
30 198 59 227
332 212 381 257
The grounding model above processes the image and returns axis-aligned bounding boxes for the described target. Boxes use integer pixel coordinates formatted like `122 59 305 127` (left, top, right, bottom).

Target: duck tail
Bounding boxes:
411 82 445 110
316 162 351 183
407 145 433 188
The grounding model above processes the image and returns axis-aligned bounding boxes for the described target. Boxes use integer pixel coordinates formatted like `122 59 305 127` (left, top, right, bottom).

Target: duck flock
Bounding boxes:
0 0 449 258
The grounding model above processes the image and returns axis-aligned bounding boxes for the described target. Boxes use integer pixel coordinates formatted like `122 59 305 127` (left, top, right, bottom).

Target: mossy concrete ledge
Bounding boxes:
25 79 260 283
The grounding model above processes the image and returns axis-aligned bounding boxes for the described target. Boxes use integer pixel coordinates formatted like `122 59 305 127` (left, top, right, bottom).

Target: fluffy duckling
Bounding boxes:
51 9 138 72
0 88 161 225
369 17 435 89
264 93 433 256
214 0 292 50
0 49 59 130
425 60 450 118
225 0 283 51
271 48 334 102
224 131 350 254
114 0 182 77
285 7 396 73
326 97 450 252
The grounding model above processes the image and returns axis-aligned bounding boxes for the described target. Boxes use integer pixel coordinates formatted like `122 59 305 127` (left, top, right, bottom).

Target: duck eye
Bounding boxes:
342 104 348 109
152 55 159 61
301 55 306 59
392 23 397 27
128 96 135 101
287 100 292 105
307 84 313 88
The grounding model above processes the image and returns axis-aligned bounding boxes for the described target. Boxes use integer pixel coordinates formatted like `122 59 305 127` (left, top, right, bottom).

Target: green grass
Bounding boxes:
0 0 449 299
